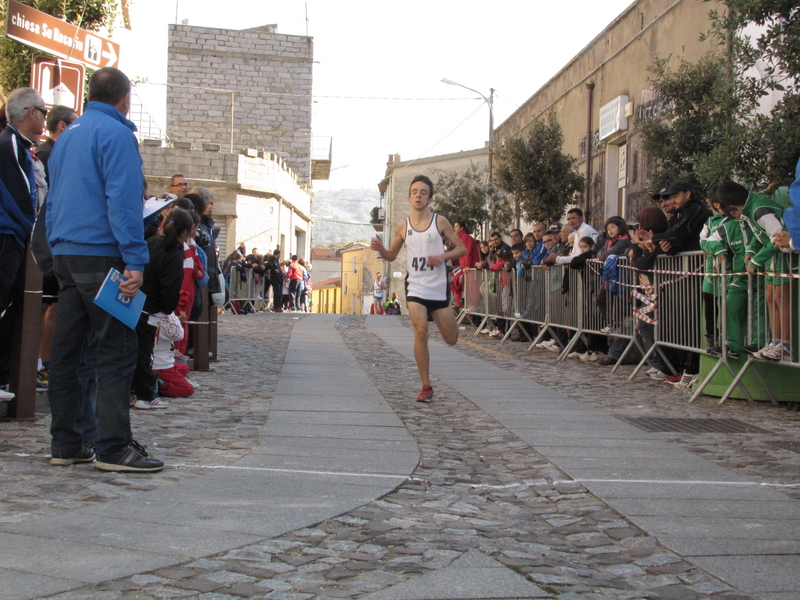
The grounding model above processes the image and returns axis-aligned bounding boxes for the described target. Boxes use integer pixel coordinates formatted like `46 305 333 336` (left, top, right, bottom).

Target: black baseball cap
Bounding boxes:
652 180 694 200
548 221 563 233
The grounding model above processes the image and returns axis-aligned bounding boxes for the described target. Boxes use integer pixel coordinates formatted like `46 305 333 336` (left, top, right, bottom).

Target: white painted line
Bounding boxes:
174 463 410 480
556 478 800 488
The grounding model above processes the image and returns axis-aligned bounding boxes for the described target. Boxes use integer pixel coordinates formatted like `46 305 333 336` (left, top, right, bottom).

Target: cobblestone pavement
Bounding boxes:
2 312 799 599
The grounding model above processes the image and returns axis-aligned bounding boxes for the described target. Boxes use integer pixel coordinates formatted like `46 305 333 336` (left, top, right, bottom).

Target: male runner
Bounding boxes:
370 175 465 402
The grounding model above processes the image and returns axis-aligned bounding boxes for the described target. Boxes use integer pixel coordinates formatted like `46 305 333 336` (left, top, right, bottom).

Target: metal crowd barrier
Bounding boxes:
458 250 800 403
225 266 274 313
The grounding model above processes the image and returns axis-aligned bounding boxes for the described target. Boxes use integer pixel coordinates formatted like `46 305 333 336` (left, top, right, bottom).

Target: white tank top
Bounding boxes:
405 214 448 301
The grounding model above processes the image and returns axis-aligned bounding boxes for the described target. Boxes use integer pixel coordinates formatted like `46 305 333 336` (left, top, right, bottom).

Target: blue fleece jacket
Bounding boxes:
46 101 148 271
784 157 800 250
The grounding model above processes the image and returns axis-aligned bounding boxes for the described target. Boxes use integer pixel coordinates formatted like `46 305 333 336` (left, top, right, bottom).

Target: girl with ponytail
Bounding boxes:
131 208 194 409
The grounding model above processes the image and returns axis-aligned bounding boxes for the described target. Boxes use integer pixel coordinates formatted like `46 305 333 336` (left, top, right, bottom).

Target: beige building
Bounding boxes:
494 0 714 227
339 242 385 315
378 148 489 304
142 145 311 260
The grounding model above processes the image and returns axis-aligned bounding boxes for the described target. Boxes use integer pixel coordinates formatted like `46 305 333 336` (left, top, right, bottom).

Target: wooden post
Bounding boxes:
7 245 43 420
192 286 210 371
209 297 218 362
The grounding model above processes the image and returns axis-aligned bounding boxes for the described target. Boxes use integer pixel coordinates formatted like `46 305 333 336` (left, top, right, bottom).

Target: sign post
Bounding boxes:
5 0 120 70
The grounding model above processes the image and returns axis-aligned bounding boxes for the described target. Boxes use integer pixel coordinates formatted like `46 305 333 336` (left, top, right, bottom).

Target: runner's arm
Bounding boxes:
370 221 405 262
427 216 466 267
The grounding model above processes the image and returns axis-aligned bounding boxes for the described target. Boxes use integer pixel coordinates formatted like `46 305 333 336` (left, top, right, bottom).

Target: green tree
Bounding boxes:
703 0 800 185
0 1 117 96
431 162 490 235
493 111 585 225
642 1 800 191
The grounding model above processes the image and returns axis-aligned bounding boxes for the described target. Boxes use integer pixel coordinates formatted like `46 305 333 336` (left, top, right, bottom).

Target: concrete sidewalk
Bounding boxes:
0 316 417 600
0 313 797 600
367 316 800 600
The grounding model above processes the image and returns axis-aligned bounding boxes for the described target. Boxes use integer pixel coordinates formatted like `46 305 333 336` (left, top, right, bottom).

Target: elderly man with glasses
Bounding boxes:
0 88 48 400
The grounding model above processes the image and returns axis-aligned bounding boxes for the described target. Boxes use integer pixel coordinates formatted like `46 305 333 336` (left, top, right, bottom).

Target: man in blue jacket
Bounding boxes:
46 67 163 472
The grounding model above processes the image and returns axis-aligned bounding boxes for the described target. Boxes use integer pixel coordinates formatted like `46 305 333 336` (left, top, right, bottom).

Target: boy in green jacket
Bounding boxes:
714 180 792 361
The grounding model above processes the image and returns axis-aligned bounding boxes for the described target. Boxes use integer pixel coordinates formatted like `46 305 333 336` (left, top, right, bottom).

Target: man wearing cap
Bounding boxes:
648 181 708 254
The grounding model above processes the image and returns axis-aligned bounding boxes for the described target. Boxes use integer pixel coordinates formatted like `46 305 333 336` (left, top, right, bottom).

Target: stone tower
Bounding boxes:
166 23 313 180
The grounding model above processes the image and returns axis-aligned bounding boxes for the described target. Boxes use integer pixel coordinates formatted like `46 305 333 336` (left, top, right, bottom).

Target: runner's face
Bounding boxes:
408 181 432 208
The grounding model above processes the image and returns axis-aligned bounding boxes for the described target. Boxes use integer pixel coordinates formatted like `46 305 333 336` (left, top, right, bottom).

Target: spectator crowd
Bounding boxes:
450 169 800 393
0 69 309 473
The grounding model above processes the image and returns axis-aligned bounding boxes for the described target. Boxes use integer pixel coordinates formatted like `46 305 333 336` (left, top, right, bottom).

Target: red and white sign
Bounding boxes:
5 0 120 70
31 56 85 115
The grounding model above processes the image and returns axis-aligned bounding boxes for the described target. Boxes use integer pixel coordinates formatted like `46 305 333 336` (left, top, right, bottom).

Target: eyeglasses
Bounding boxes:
27 106 48 117
171 182 189 188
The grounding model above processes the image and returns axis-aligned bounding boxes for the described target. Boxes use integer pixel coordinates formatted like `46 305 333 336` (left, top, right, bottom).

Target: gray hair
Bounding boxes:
46 105 76 133
6 87 44 123
190 186 214 202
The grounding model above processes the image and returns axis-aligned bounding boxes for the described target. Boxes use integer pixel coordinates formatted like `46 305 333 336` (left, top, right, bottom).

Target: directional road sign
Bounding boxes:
31 56 86 115
5 0 120 70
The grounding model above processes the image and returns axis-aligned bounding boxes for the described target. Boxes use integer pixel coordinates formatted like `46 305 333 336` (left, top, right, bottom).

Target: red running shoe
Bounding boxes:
415 385 433 403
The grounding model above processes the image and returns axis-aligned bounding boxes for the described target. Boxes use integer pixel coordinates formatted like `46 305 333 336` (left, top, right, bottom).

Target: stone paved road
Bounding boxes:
1 312 798 600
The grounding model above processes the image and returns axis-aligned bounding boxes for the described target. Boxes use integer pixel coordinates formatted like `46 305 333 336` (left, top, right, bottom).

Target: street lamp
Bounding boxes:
442 78 494 237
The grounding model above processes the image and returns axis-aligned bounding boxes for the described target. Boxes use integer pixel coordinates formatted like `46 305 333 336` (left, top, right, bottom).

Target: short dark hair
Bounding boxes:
46 105 76 133
185 192 207 216
715 180 749 208
171 174 186 184
567 207 584 218
490 231 502 240
173 197 194 211
88 67 131 105
511 242 525 252
409 175 434 198
578 236 595 248
510 228 523 237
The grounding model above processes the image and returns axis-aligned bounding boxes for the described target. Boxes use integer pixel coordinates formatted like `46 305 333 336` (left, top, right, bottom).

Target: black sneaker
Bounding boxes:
706 345 723 357
742 344 760 355
95 440 164 473
50 445 95 466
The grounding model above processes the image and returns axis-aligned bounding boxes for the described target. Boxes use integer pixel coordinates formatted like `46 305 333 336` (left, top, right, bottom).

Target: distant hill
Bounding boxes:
311 188 380 247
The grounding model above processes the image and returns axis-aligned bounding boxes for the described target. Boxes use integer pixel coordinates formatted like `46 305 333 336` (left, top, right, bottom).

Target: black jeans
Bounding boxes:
49 256 137 461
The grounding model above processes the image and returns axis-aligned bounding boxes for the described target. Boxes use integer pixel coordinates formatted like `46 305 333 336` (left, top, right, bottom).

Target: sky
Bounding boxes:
117 0 636 192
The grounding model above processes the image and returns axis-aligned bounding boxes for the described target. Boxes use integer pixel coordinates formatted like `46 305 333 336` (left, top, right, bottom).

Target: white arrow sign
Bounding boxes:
102 41 118 67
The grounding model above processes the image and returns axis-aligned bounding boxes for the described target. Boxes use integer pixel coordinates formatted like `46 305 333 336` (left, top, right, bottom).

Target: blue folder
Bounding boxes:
93 268 146 330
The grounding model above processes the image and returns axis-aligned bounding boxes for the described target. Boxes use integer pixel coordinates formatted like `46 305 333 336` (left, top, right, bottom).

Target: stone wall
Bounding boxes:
167 24 313 180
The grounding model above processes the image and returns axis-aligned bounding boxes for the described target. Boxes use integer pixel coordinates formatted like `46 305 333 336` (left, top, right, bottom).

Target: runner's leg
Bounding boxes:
431 305 459 346
407 301 430 387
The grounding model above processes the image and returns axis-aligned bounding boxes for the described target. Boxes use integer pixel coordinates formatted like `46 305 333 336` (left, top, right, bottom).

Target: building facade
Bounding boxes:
142 144 311 260
339 242 385 315
494 0 714 227
378 148 490 305
167 23 313 180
